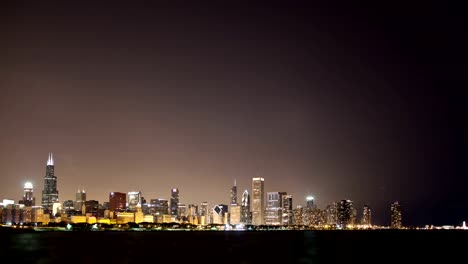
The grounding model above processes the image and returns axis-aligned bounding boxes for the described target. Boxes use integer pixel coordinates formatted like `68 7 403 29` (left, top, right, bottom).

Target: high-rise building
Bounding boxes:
127 191 142 211
170 188 179 217
188 204 198 217
212 204 228 224
337 200 353 228
293 206 304 225
306 196 315 209
230 179 237 205
251 177 264 225
85 200 99 214
325 202 338 225
149 199 169 216
281 193 293 225
41 153 59 212
63 200 74 210
22 182 35 206
75 189 86 213
229 204 241 225
265 192 283 225
177 204 187 219
240 190 251 224
109 192 126 212
391 201 402 229
200 201 209 225
361 205 372 226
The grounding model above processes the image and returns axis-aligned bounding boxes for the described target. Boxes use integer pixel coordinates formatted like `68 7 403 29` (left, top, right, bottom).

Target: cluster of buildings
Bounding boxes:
0 153 404 229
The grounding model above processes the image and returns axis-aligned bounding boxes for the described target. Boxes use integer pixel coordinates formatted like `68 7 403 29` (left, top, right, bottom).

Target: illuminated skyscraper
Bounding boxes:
109 192 126 212
240 190 251 224
23 182 35 206
149 198 169 216
391 201 402 229
170 188 179 217
188 204 198 217
229 204 241 225
306 196 315 209
41 153 59 211
265 192 282 225
178 204 187 219
251 177 264 225
75 189 86 212
325 202 338 225
230 179 237 205
127 191 142 211
337 200 353 228
361 205 372 226
200 201 209 224
281 193 293 225
212 204 228 224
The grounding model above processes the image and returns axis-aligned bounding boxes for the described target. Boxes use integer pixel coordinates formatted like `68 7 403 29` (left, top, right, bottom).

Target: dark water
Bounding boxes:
1 230 466 263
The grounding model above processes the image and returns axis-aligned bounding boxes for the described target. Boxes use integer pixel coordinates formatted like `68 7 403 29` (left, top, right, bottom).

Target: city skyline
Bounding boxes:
0 152 406 226
1 2 466 226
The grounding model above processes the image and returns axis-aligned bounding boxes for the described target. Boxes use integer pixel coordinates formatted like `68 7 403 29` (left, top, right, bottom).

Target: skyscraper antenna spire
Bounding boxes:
47 152 54 166
234 178 237 187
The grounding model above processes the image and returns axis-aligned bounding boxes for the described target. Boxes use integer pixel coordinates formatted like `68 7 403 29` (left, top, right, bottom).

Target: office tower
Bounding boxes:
240 190 251 224
293 206 304 225
188 204 198 217
23 182 35 206
230 179 237 205
41 153 59 211
265 192 282 225
391 201 402 229
361 205 372 226
306 196 315 209
85 200 99 214
229 204 241 225
63 200 74 210
200 202 209 224
337 200 353 228
170 188 179 217
109 192 126 212
325 202 338 225
75 189 86 213
127 191 142 212
149 199 169 216
178 204 187 219
251 177 265 225
281 193 293 225
212 204 228 224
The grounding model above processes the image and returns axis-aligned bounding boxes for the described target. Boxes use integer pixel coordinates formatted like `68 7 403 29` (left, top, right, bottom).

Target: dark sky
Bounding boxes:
1 2 466 226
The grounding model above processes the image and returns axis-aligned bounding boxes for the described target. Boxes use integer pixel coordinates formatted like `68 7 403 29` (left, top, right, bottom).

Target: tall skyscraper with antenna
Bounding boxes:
41 153 59 211
230 179 237 205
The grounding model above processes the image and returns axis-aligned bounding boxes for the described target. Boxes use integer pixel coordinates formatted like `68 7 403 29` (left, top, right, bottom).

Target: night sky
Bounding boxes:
1 2 466 226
